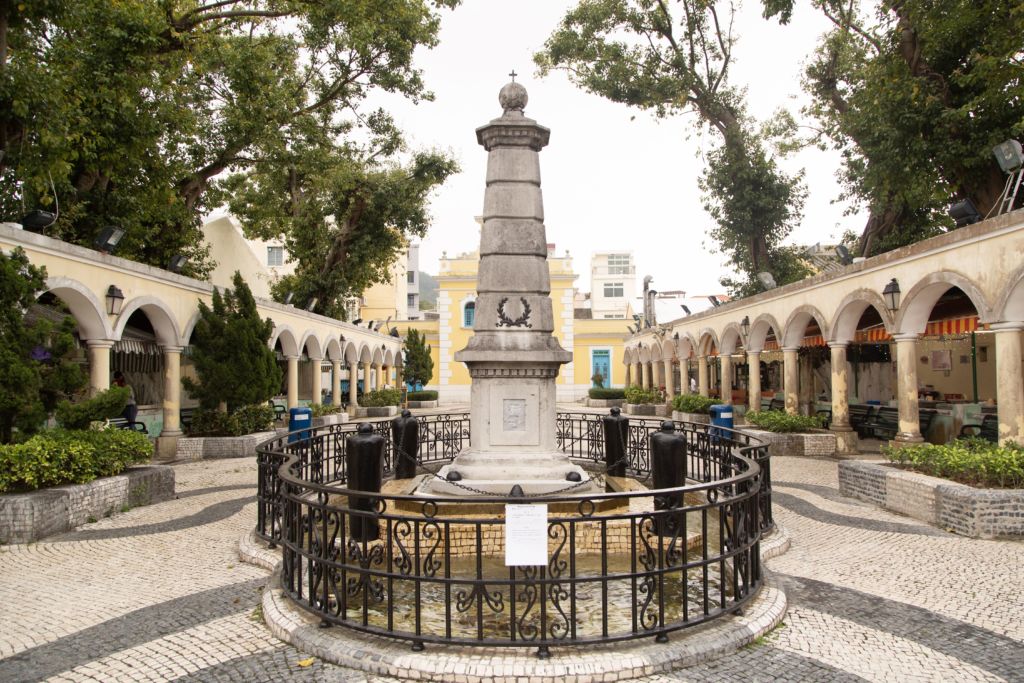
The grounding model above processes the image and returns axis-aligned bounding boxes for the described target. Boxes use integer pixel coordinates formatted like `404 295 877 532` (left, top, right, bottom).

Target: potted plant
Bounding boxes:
741 410 834 457
671 394 717 424
623 386 665 416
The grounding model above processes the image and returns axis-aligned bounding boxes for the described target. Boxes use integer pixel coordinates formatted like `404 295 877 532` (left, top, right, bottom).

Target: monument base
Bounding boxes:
417 448 600 496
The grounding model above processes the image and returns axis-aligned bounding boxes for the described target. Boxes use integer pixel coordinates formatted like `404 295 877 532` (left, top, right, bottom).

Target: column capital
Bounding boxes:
828 341 849 350
307 354 324 362
330 358 342 366
285 354 300 361
781 346 800 353
892 333 919 343
85 339 115 349
160 344 185 354
990 321 1024 332
746 349 762 356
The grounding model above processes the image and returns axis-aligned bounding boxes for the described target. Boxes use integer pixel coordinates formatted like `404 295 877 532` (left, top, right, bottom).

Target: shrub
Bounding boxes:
624 385 662 405
234 404 276 434
0 428 152 493
407 390 438 401
402 328 434 388
745 410 825 433
362 388 402 407
672 393 717 414
885 438 1024 488
588 387 625 400
54 387 130 430
186 409 241 437
310 403 343 418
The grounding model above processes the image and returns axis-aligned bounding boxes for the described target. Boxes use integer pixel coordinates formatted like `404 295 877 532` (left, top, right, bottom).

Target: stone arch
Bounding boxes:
747 313 782 353
895 271 991 335
343 340 360 364
649 338 664 362
782 305 830 348
358 344 372 364
113 295 182 347
324 335 344 362
673 332 697 360
623 347 635 365
719 323 745 355
697 328 719 356
269 325 299 357
298 330 323 360
993 262 1024 322
829 289 894 344
43 276 112 340
638 344 652 364
182 310 202 346
384 348 396 367
371 346 384 367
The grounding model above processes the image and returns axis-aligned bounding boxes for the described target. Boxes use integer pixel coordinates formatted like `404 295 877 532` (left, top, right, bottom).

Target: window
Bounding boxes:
607 254 630 274
267 246 284 266
407 271 416 284
603 282 624 298
407 294 416 307
463 301 476 327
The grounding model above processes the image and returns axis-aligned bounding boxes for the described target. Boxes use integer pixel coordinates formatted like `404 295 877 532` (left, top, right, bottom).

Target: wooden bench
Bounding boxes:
268 400 287 421
849 404 876 437
108 417 148 433
180 408 196 430
960 414 998 442
768 398 784 412
863 407 937 441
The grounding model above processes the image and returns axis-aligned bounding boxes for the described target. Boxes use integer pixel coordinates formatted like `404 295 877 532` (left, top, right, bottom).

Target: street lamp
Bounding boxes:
883 278 901 312
106 285 124 316
740 315 750 337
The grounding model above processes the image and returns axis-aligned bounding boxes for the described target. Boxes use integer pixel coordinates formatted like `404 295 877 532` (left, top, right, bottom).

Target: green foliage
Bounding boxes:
0 248 86 442
800 0 1024 255
885 438 1024 489
672 394 717 415
0 428 152 493
310 403 343 418
361 388 402 407
407 390 438 401
624 386 662 405
745 410 825 433
1 0 458 284
185 403 275 437
184 273 281 412
588 388 625 400
590 372 605 389
233 404 276 435
402 328 434 388
54 387 129 430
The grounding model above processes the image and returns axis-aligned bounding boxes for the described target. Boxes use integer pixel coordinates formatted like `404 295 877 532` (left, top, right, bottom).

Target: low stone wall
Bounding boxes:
353 406 399 418
585 398 625 409
623 402 656 416
312 413 348 428
838 460 1024 539
0 466 175 544
672 410 710 424
406 400 438 409
740 428 836 458
175 431 278 460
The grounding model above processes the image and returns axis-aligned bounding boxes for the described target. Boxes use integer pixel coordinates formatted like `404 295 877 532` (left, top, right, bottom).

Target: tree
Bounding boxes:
402 328 433 388
766 0 1024 255
184 272 281 412
0 247 85 442
535 0 807 296
0 0 459 280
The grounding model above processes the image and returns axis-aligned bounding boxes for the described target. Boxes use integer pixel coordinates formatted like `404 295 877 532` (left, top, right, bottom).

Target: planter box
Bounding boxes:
175 431 278 460
585 398 625 409
623 403 657 416
0 465 175 544
312 412 348 428
838 460 1024 539
407 400 438 409
354 406 400 418
740 427 836 458
673 410 710 424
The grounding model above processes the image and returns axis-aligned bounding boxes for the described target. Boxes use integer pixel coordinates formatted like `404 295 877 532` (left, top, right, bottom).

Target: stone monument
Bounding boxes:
424 79 595 496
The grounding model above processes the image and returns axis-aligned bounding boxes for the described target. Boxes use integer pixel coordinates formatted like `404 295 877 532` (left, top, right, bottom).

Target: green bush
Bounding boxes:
624 385 662 405
407 390 438 401
0 428 152 493
54 387 130 430
885 438 1024 488
672 393 717 414
745 410 825 433
588 388 625 400
310 403 343 418
234 404 276 434
362 388 402 407
186 409 241 437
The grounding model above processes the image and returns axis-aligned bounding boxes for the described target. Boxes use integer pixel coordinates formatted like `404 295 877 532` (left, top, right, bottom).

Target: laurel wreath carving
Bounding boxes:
496 297 532 328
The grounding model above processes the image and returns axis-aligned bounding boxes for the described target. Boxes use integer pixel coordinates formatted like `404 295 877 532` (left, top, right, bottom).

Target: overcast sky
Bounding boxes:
371 0 865 294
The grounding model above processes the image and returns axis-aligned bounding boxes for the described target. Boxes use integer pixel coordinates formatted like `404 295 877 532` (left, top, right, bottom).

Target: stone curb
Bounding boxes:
242 528 791 682
239 530 280 572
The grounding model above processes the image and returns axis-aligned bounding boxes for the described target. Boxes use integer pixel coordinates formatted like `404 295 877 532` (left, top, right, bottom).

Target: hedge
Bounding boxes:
362 388 402 407
624 386 663 405
0 428 152 493
311 403 344 417
54 387 130 430
885 437 1024 489
672 394 717 414
745 410 825 433
588 388 625 400
407 390 439 401
186 403 275 437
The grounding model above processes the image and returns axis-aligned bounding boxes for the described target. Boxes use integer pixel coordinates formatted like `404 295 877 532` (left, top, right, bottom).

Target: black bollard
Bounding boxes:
650 420 687 536
601 407 630 478
346 422 385 542
390 409 420 480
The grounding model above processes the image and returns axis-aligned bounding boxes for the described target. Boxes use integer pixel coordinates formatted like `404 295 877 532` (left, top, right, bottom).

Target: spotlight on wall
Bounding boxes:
756 272 777 289
708 296 721 307
305 297 319 311
106 285 124 316
680 304 691 315
352 318 363 325
93 226 125 253
167 255 188 273
20 210 56 233
367 319 375 328
948 199 982 227
835 244 854 265
284 292 294 305
882 278 901 312
993 139 1024 173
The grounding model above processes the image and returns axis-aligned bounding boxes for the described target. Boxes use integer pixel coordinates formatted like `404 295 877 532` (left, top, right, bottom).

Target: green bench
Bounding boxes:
960 414 998 442
863 407 937 441
109 417 148 433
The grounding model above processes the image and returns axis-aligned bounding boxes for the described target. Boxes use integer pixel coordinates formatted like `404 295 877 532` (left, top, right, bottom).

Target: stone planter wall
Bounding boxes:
175 431 278 460
0 465 175 544
585 398 625 409
407 400 438 409
623 403 657 416
312 412 348 428
353 406 400 418
838 460 1024 539
740 428 836 458
673 411 710 424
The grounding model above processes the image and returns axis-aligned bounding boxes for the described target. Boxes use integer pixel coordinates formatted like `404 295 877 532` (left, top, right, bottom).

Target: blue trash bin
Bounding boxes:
288 406 313 444
709 404 735 440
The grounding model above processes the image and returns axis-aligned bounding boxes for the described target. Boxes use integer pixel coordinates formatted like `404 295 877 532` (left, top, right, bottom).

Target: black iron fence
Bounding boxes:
256 411 771 653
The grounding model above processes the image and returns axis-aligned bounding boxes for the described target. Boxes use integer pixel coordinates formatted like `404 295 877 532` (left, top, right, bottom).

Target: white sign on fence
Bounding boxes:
504 504 548 566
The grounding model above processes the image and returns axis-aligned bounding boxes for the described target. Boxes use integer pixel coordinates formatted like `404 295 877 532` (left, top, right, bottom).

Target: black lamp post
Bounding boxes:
883 278 901 312
740 315 750 337
106 285 124 315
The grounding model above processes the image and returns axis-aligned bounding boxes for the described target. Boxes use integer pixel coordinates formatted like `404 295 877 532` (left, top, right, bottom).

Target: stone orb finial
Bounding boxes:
499 81 528 113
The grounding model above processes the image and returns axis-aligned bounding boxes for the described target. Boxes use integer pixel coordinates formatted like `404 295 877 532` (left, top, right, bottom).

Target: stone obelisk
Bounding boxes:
426 79 594 496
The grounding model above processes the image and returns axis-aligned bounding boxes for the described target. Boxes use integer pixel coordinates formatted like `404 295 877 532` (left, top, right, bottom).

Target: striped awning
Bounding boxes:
854 316 982 343
114 338 162 355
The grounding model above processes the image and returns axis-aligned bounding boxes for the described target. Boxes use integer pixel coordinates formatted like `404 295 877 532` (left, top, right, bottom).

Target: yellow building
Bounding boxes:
392 244 632 403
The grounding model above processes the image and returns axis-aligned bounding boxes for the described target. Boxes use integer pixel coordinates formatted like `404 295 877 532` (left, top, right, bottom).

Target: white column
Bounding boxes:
331 360 342 407
160 345 183 436
893 334 923 443
829 343 857 453
698 356 709 397
624 363 632 387
720 354 733 405
747 351 761 413
783 347 800 415
348 361 359 406
664 358 675 397
361 361 372 395
286 355 299 409
310 355 323 406
86 340 114 394
992 322 1024 445
639 362 647 390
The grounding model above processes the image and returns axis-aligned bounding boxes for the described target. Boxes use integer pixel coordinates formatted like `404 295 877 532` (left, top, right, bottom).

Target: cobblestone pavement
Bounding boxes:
1 456 1022 682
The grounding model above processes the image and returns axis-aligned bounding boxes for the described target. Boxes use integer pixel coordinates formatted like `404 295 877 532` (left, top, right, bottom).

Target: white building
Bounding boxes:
406 242 421 320
590 251 636 319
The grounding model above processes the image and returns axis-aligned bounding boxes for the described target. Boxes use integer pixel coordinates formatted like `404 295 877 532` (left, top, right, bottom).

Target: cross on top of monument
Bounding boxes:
508 69 517 82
